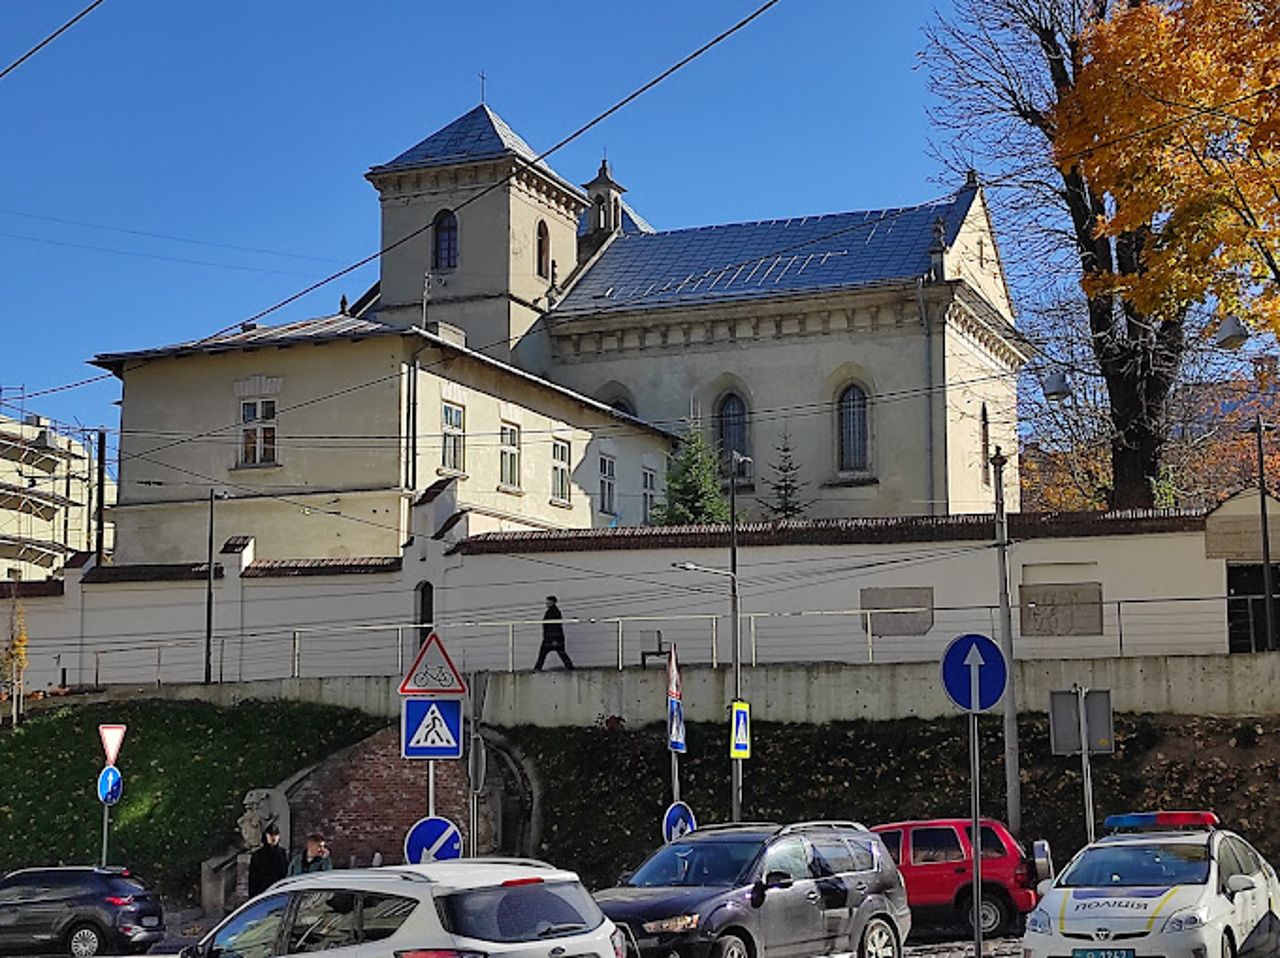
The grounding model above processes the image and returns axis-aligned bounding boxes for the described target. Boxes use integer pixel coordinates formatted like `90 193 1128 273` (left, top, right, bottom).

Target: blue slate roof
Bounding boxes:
555 190 976 317
368 105 584 199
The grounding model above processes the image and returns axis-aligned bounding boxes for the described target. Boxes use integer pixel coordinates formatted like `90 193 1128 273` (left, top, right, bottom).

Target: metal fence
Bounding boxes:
46 593 1246 689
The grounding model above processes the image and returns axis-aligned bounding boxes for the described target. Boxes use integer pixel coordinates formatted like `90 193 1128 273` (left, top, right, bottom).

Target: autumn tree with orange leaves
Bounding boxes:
1056 0 1280 332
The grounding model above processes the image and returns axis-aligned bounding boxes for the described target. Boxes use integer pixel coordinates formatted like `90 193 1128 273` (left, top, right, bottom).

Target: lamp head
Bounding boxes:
1214 315 1250 351
1043 370 1072 402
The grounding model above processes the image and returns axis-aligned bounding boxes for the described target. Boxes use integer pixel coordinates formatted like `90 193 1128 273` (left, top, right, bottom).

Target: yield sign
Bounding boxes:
667 644 682 700
99 724 127 766
399 632 467 695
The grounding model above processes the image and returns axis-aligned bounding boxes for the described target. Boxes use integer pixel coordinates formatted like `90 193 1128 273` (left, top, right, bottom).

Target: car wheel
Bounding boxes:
1222 931 1236 958
714 933 749 958
963 892 1013 938
859 917 900 958
66 923 107 958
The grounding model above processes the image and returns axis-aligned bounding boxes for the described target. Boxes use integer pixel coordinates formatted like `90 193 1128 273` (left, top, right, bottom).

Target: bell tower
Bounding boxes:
365 105 586 368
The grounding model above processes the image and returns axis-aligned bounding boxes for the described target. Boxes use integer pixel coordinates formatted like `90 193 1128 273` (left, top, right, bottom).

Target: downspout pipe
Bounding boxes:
916 278 936 516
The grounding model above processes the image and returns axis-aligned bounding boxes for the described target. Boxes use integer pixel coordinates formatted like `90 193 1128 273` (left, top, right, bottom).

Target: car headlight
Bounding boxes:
1164 909 1209 934
642 915 700 934
1025 910 1051 935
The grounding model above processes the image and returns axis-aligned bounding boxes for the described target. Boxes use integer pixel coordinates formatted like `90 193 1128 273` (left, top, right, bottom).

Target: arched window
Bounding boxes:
432 209 458 270
609 398 635 416
415 581 434 647
981 404 991 486
837 384 869 472
536 221 550 279
716 393 749 475
612 198 621 228
595 196 607 231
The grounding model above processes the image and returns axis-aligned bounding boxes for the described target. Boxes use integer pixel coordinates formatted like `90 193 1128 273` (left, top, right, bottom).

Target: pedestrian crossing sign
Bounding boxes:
401 697 464 759
668 697 687 754
729 700 751 760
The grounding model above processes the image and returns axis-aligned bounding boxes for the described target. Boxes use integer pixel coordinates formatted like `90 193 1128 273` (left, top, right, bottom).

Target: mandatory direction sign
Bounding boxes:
97 765 122 806
401 698 464 760
403 815 462 863
941 633 1007 712
662 801 697 843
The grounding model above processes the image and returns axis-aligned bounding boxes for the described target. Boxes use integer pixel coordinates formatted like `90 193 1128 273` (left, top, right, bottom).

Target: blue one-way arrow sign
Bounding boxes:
941 633 1006 712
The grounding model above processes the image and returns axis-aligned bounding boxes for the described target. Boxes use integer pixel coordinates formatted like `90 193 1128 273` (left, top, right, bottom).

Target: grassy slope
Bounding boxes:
0 699 384 895
508 712 1280 891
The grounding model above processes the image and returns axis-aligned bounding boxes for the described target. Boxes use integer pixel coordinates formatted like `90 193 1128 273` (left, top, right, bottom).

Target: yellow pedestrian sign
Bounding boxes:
729 701 751 760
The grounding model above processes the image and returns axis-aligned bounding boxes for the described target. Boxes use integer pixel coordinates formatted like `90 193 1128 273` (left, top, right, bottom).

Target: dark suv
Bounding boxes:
595 822 911 958
0 866 164 956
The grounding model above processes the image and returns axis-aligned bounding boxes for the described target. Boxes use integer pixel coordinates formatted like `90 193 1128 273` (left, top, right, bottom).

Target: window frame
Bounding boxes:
551 438 571 504
836 383 870 474
238 397 279 468
536 220 551 279
433 209 459 271
499 422 521 491
715 393 750 478
441 402 466 474
599 454 617 516
642 467 657 524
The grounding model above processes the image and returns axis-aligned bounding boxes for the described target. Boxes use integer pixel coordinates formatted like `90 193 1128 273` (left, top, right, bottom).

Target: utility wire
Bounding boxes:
0 0 105 82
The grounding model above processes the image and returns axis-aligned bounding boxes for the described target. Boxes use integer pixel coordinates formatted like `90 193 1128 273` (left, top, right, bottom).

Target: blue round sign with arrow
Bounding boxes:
940 633 1007 712
97 765 122 806
403 815 462 863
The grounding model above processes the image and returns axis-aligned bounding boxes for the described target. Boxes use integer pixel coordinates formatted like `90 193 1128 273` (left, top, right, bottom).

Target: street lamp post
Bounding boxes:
204 489 215 685
1252 414 1276 652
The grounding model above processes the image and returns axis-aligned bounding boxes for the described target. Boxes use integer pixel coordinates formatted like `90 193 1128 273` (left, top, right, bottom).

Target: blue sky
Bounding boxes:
1 0 954 444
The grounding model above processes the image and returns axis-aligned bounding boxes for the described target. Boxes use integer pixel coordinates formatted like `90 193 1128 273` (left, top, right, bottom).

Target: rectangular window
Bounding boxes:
642 468 657 524
500 423 520 488
442 402 465 472
599 455 616 515
551 439 571 502
239 398 278 466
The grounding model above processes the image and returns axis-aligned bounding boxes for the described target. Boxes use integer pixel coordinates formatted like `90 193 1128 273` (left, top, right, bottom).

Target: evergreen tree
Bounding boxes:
761 426 813 520
654 422 730 525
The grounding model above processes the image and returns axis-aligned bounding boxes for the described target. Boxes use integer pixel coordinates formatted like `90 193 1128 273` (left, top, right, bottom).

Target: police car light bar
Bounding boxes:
1103 811 1220 830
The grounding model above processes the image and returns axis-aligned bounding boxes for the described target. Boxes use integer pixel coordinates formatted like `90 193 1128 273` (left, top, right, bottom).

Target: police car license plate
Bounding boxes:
1071 950 1133 958
141 917 160 928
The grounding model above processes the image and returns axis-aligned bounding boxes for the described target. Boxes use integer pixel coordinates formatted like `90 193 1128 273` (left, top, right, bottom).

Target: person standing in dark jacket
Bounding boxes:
534 596 575 671
247 823 288 897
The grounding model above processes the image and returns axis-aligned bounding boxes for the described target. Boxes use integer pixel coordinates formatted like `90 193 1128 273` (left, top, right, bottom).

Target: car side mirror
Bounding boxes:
1036 878 1053 898
1226 874 1256 895
178 946 203 958
750 880 766 909
764 870 793 889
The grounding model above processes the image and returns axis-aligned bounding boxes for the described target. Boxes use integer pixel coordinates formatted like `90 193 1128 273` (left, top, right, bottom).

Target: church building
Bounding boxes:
97 103 1029 565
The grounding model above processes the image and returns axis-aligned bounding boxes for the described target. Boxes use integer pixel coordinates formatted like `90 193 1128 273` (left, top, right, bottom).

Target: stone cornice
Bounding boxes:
548 282 948 361
368 160 586 220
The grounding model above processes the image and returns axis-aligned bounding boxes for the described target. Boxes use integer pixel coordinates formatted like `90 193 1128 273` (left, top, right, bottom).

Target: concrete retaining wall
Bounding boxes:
74 652 1280 726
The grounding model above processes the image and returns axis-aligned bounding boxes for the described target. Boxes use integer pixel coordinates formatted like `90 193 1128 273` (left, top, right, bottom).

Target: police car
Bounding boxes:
1023 812 1280 958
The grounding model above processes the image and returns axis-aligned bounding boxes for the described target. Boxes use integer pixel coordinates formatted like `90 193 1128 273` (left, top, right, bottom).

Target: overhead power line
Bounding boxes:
0 0 106 82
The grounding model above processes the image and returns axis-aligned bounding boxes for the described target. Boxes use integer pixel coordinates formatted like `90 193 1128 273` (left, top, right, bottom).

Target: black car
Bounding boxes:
0 866 165 957
594 822 911 958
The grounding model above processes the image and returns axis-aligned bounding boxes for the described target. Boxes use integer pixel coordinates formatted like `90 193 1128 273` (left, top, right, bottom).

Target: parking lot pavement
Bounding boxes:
905 935 1023 958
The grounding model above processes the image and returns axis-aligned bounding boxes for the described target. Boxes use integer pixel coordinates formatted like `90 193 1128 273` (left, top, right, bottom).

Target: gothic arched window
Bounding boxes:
433 209 458 270
837 384 869 472
536 221 550 279
716 393 749 475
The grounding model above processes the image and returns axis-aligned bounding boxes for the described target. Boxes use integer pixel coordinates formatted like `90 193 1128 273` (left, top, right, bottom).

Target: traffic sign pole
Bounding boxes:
969 706 982 958
428 760 436 817
101 805 109 868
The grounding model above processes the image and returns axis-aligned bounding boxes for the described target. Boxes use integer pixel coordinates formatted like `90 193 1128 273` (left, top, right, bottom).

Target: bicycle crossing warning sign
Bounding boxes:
399 632 467 695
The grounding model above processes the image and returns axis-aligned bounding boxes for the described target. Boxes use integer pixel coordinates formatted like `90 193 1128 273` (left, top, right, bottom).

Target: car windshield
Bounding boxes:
628 840 759 887
1059 842 1210 887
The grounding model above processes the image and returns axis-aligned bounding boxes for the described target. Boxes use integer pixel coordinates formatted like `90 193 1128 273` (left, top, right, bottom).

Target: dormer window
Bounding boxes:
433 209 458 270
595 196 608 231
536 221 550 279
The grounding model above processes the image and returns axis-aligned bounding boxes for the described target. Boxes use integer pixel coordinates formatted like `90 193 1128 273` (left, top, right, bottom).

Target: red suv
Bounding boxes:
870 818 1046 938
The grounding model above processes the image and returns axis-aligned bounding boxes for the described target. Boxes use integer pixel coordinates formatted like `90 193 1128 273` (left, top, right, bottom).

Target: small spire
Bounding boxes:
339 294 349 315
478 69 486 104
930 217 948 253
965 168 980 188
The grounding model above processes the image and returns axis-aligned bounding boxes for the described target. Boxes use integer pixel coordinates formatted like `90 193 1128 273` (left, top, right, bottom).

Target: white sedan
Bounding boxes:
1023 812 1280 958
